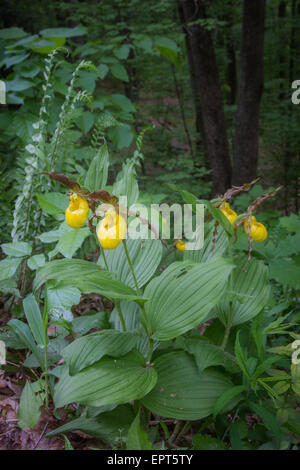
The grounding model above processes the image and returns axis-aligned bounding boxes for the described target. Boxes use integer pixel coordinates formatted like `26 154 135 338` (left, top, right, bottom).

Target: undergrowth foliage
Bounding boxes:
0 52 299 451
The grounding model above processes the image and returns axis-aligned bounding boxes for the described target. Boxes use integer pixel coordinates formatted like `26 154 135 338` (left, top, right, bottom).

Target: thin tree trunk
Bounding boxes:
232 0 266 185
179 0 231 194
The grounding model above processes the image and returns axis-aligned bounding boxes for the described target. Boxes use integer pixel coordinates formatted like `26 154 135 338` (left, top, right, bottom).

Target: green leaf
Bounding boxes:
37 192 68 220
108 124 134 149
183 223 227 264
111 63 129 82
0 257 22 281
269 258 300 289
248 402 281 446
126 410 153 450
23 294 44 347
57 227 90 258
0 27 27 39
62 330 139 375
213 385 247 419
154 37 179 65
34 259 145 303
7 319 44 369
18 382 42 430
46 284 81 320
141 351 235 420
27 254 46 271
109 94 136 113
181 337 239 374
99 237 162 289
113 159 139 206
54 350 157 408
47 405 134 444
234 331 251 379
217 258 270 326
144 257 234 341
1 242 32 257
84 142 109 191
75 112 95 134
192 434 227 450
39 25 87 38
200 199 234 237
114 44 130 60
97 63 109 79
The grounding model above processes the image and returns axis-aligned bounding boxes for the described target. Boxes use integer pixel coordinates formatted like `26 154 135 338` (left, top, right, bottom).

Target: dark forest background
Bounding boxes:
0 0 299 220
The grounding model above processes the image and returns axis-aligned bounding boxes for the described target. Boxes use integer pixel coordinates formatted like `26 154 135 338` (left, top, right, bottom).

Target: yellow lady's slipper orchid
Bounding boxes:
97 209 127 250
244 215 268 242
65 194 89 229
176 240 186 252
220 202 237 225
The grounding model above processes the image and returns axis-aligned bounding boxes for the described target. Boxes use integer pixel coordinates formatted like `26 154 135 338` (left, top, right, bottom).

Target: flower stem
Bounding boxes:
115 301 126 332
122 239 141 294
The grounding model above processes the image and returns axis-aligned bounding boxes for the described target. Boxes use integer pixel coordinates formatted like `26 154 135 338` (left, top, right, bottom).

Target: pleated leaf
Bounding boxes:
184 223 227 264
47 405 135 444
54 350 157 408
33 259 145 303
62 330 139 375
99 237 162 288
144 257 234 341
141 351 235 420
84 142 109 192
110 301 152 358
217 258 270 326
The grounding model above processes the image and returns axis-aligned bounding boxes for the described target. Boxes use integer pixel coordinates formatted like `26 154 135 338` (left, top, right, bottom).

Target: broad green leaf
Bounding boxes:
111 63 129 82
269 258 300 289
110 301 150 358
109 94 136 113
213 385 247 419
46 282 81 320
0 257 22 281
0 279 20 297
154 37 179 65
217 258 270 326
141 351 235 420
54 350 157 408
57 227 90 258
37 192 68 220
34 259 145 303
0 27 27 39
144 257 234 341
1 242 32 257
97 63 109 79
27 254 46 270
113 159 139 206
23 294 44 347
248 402 281 446
7 319 44 369
114 44 130 60
62 330 139 375
108 124 134 149
72 311 108 335
75 112 95 134
184 223 227 263
99 237 162 289
126 410 153 450
39 25 87 38
181 337 239 374
18 381 42 430
84 142 109 191
47 405 135 444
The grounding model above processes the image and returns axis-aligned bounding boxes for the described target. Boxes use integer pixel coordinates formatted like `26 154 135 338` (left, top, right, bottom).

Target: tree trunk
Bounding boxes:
178 0 232 195
232 0 266 185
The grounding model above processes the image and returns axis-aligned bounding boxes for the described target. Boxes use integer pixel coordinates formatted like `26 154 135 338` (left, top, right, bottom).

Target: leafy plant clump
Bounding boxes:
0 49 300 451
